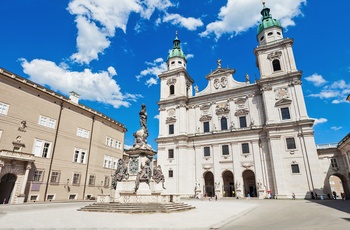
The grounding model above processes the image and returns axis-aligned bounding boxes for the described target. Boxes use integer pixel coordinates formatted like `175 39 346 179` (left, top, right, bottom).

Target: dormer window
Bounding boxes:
170 85 175 95
260 36 264 41
277 31 281 35
268 32 273 36
178 61 182 64
272 59 281 71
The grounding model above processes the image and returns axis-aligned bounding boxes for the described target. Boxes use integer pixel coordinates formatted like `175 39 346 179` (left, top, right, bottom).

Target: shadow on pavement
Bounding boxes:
308 199 350 214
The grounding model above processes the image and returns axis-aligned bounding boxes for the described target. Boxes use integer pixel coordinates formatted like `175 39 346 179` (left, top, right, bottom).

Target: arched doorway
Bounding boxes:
204 171 215 197
328 174 349 200
242 170 257 197
0 173 17 204
222 170 234 197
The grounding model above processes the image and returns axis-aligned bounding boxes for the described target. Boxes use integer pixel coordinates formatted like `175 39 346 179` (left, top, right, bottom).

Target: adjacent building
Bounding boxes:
156 4 349 199
0 68 126 204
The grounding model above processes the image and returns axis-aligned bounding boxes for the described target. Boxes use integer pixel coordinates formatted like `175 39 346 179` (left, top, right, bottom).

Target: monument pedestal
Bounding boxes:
258 189 265 199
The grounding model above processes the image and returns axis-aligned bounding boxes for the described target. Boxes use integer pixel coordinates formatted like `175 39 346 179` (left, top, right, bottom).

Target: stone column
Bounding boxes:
0 159 4 173
17 163 31 204
21 163 31 194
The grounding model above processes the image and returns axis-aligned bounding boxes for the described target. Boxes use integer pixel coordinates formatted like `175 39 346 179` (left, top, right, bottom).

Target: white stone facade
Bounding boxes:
156 9 327 199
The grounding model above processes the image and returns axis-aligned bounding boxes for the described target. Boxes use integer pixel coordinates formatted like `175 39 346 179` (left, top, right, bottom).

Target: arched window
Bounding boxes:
170 85 175 95
221 117 228 130
272 59 281 71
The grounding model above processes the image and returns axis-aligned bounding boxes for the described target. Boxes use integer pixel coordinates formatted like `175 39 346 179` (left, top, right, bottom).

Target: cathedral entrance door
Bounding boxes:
242 170 257 197
204 171 215 197
222 170 234 197
0 173 17 204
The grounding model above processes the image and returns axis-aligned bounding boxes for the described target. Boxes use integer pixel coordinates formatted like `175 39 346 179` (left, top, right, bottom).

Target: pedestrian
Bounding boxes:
327 193 331 200
332 191 337 200
215 195 218 201
247 193 250 199
292 193 295 200
341 193 345 200
315 193 318 200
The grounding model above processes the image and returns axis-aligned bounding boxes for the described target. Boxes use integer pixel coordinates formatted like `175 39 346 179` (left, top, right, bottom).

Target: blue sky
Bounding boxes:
0 0 349 149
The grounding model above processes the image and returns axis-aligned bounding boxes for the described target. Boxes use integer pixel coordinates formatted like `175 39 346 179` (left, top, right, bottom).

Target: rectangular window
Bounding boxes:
30 195 38 201
76 128 89 139
50 171 60 184
331 158 338 168
168 169 173 178
239 116 247 128
33 140 51 158
168 149 174 159
103 155 116 169
47 195 55 200
73 148 87 164
115 141 122 150
0 102 9 115
242 143 249 154
89 175 95 186
203 121 210 133
33 170 44 182
104 176 110 188
69 194 77 200
169 124 174 134
72 173 81 185
286 137 296 150
204 147 210 157
106 137 122 149
281 107 291 120
291 164 300 174
38 115 56 129
222 145 229 155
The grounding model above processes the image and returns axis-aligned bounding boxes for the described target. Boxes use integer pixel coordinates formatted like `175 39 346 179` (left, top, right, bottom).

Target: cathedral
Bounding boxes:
156 3 326 199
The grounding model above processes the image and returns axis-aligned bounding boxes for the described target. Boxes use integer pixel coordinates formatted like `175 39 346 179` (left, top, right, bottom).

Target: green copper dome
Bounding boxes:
257 3 282 35
167 32 186 61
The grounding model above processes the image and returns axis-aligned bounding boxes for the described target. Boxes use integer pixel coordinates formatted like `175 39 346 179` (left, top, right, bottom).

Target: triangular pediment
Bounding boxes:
275 98 292 106
206 68 235 79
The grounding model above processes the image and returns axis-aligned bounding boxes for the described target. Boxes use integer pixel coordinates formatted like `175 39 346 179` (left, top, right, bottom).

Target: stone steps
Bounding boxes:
78 202 195 213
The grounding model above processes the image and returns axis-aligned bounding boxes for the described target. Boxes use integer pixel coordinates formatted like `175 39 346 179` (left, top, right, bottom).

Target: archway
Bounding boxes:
0 173 17 204
222 170 234 197
204 171 215 197
328 174 349 200
242 170 257 197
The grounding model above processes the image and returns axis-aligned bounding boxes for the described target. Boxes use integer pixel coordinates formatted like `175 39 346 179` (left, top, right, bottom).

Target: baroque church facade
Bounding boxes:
156 4 326 199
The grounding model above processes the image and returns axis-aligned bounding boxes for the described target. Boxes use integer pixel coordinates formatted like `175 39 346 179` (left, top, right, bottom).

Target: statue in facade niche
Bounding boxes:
152 165 166 189
134 158 152 192
111 159 129 189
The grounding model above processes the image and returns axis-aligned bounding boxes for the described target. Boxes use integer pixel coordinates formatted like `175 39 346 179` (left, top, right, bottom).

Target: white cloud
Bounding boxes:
136 58 168 86
200 0 306 39
145 77 158 87
305 73 327 87
67 0 173 64
154 114 160 120
20 58 142 108
186 54 194 59
331 126 343 131
309 90 340 99
107 66 117 76
163 13 204 31
313 118 327 126
307 76 350 104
